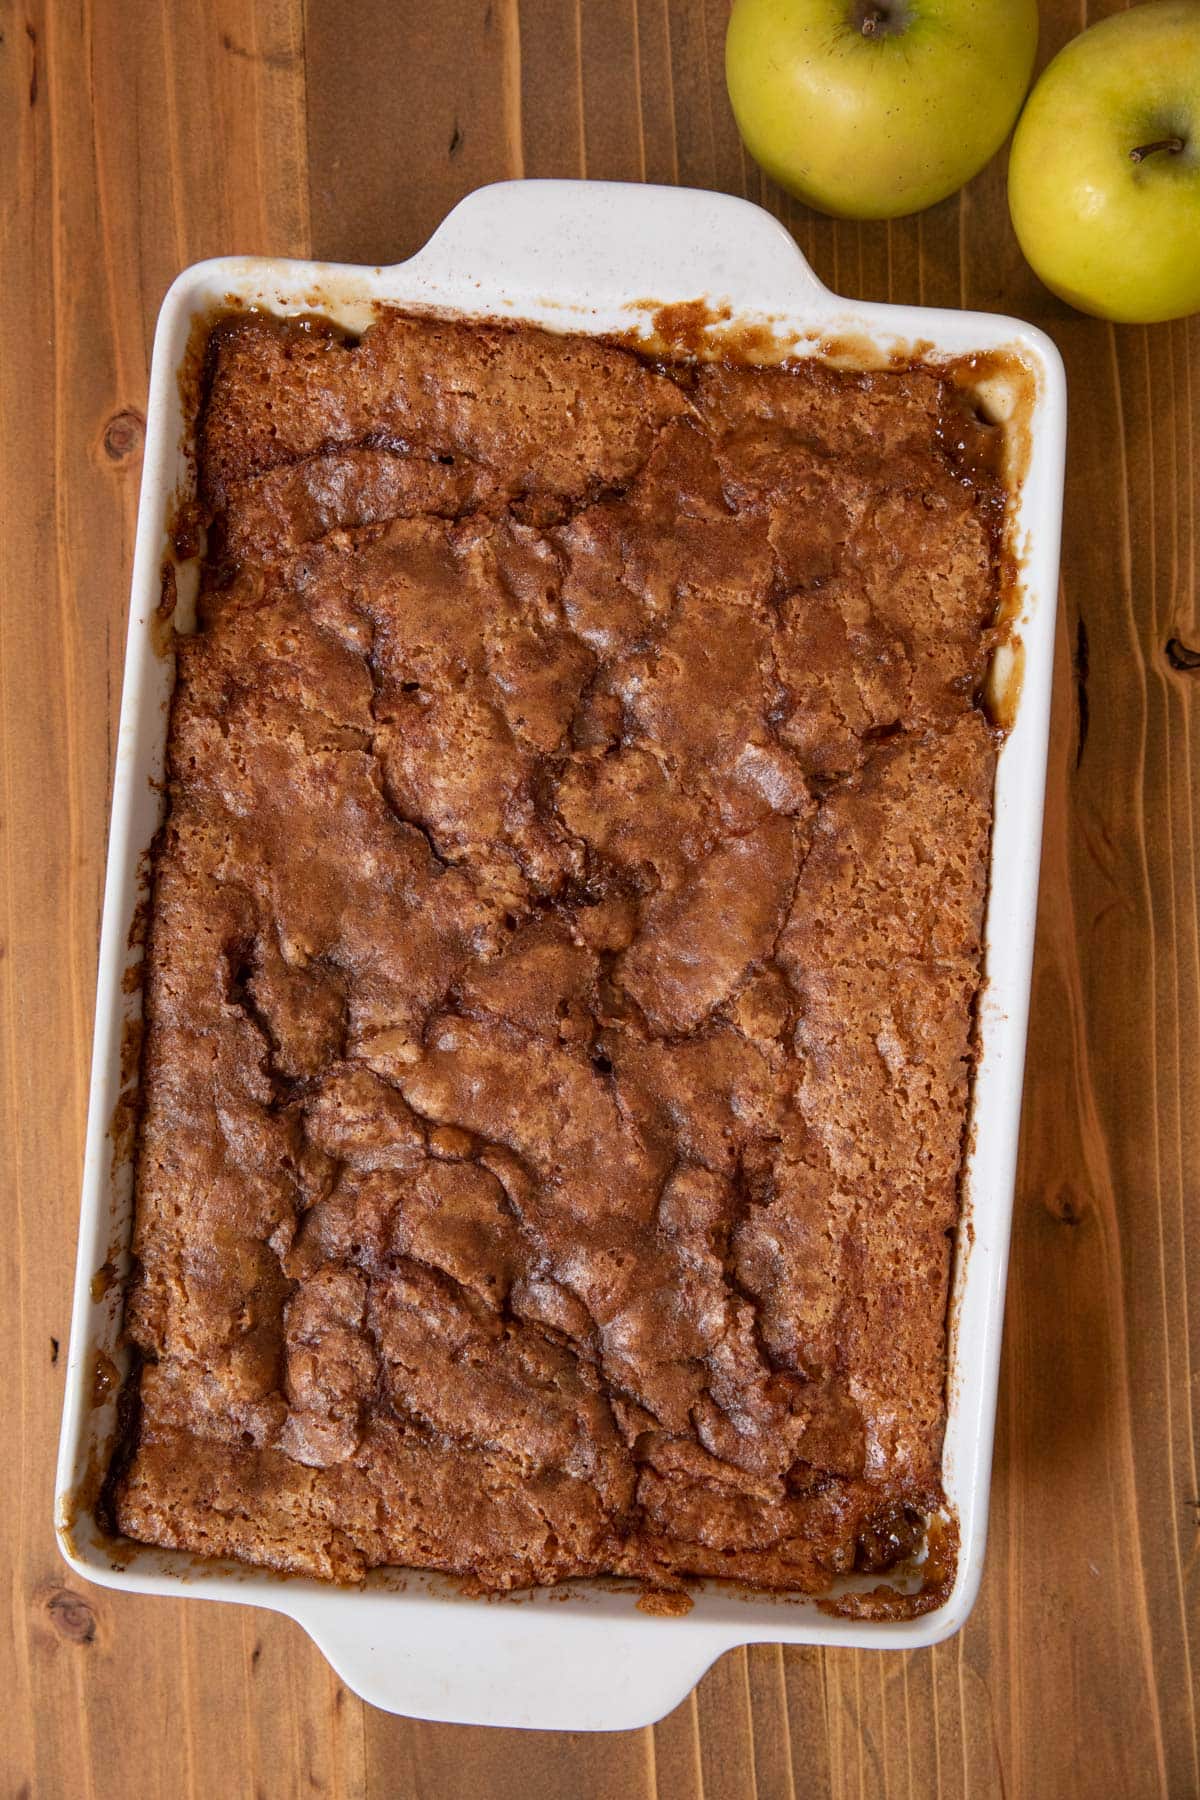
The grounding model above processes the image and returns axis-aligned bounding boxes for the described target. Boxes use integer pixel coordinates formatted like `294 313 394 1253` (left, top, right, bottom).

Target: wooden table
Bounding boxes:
4 3 1197 1794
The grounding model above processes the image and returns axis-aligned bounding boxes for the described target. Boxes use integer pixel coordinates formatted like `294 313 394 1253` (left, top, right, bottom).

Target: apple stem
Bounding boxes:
1129 136 1186 164
860 5 887 34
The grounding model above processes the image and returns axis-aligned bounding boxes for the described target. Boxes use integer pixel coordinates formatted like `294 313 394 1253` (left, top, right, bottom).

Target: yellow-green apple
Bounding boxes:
1008 1 1200 324
725 0 1039 219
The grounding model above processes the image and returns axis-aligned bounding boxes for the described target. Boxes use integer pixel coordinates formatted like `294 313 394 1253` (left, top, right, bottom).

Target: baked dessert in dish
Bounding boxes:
105 308 1003 1606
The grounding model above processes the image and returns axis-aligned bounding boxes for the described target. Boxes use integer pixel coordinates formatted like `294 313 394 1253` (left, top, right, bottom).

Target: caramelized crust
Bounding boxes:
109 310 1002 1599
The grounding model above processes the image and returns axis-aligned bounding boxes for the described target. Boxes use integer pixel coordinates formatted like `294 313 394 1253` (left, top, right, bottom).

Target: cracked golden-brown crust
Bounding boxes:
109 310 1002 1599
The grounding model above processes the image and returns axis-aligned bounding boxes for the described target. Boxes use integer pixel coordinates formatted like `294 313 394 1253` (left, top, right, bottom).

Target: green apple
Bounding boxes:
725 0 1039 220
1008 2 1200 324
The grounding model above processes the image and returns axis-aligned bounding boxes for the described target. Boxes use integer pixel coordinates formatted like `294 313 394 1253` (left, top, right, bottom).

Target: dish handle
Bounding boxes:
398 177 830 317
295 1589 729 1731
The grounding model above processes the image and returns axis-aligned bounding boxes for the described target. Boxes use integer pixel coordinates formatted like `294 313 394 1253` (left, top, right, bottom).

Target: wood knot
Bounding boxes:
1044 1183 1087 1227
1165 637 1200 673
42 1586 97 1645
102 409 145 463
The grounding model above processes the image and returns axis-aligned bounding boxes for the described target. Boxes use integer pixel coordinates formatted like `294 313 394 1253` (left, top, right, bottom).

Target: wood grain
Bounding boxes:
3 1 1196 1794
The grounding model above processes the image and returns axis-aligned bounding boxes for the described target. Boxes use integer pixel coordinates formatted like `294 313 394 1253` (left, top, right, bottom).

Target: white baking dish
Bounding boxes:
56 179 1065 1732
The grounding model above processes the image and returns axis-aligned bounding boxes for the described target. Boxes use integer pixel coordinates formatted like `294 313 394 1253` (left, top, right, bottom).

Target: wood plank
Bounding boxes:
304 0 525 264
4 0 1197 1793
379 1719 657 1800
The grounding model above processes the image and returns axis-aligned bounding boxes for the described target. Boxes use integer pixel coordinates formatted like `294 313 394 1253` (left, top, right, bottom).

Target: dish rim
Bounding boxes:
54 178 1067 1732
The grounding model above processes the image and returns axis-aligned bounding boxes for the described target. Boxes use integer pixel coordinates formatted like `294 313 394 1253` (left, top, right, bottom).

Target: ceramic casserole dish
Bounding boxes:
56 178 1066 1731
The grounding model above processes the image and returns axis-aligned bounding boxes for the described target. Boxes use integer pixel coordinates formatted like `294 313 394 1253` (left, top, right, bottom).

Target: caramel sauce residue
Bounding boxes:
988 635 1026 734
624 297 795 365
636 1587 695 1618
638 296 732 357
109 1013 144 1175
102 1536 144 1571
91 1350 120 1407
90 1260 118 1303
127 886 152 952
943 348 1040 734
149 562 178 658
818 1512 960 1621
58 1438 106 1557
